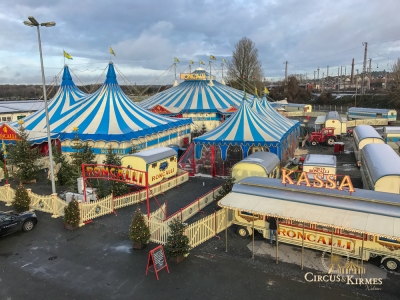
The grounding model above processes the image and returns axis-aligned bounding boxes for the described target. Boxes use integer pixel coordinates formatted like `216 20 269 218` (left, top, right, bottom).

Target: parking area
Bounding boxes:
1 201 393 300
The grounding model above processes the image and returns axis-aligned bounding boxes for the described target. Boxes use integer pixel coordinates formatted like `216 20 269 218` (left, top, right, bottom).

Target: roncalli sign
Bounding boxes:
83 164 147 186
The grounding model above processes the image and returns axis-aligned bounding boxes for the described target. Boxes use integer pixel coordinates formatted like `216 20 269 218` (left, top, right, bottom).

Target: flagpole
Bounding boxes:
174 63 177 80
221 63 224 80
209 61 212 80
2 140 7 184
189 64 191 73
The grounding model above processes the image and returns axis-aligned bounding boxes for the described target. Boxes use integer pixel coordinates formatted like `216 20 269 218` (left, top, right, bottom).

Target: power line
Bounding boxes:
290 46 363 64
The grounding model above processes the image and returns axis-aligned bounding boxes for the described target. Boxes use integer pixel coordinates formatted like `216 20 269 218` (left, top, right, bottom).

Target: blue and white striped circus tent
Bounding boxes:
139 68 245 131
250 95 300 159
11 65 87 144
49 62 192 161
179 97 298 176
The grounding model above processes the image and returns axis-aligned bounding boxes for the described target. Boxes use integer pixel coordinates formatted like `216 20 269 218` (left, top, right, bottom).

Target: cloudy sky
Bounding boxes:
1 0 400 86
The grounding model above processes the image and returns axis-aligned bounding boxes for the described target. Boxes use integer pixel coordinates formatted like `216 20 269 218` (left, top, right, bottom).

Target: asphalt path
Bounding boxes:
1 201 396 300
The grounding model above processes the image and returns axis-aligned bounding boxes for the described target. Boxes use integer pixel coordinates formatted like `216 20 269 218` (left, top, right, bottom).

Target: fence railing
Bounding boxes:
164 185 222 224
145 190 234 249
0 170 189 225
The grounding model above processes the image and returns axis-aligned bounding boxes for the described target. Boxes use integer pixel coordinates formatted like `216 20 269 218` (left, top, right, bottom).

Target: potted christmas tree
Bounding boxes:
129 208 151 249
12 184 31 213
165 218 190 263
64 197 80 230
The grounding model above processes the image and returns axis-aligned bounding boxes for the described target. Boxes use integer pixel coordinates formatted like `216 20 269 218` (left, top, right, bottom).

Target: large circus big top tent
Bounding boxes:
19 63 192 161
139 68 245 131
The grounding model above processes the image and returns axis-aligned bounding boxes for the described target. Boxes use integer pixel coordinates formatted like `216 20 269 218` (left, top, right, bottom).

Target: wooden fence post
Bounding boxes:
26 189 32 211
51 193 59 218
5 184 12 206
78 200 85 227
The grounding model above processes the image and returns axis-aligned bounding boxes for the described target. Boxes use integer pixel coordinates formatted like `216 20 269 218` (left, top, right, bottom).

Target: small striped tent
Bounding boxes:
179 97 299 176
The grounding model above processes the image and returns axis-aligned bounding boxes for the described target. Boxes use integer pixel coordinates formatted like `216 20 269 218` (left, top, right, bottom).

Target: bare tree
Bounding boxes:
388 58 400 108
227 37 264 92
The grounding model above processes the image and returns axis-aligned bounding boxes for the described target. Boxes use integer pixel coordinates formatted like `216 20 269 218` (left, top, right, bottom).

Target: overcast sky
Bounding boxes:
1 0 400 86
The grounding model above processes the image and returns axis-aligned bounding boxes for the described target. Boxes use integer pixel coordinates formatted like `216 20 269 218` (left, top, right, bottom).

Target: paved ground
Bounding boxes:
2 202 395 300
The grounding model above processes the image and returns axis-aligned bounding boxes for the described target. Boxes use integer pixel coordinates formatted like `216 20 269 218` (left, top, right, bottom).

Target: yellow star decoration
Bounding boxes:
72 126 79 132
18 119 24 125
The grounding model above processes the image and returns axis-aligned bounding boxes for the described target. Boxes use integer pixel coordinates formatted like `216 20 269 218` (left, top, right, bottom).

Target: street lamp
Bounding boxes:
24 16 57 194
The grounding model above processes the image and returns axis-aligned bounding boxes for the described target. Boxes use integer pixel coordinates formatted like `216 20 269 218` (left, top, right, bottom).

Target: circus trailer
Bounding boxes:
383 126 400 150
232 152 280 182
315 111 347 137
301 154 336 181
121 147 177 186
218 176 400 272
360 143 400 194
353 125 385 166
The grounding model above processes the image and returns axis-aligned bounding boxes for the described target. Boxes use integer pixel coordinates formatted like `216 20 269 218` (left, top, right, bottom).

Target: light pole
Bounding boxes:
24 16 57 194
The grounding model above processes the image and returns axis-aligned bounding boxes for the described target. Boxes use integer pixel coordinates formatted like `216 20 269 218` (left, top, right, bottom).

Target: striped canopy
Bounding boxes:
19 65 87 132
194 99 288 145
259 95 298 128
51 63 191 142
249 95 289 135
139 68 244 113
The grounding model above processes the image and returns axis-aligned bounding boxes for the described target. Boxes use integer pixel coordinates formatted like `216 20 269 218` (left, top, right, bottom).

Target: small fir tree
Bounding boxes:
12 184 31 212
69 131 96 191
129 208 151 244
7 122 41 182
164 218 190 259
214 175 236 202
200 123 207 134
103 145 129 197
64 198 80 226
128 145 137 154
52 146 74 186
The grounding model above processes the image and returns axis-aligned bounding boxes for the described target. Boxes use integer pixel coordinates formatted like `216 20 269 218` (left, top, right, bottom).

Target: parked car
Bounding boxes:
0 211 38 237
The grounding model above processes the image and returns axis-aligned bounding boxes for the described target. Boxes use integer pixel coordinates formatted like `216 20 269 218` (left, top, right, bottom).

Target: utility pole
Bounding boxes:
321 72 324 92
317 66 320 91
53 75 58 87
313 70 316 88
327 66 329 79
351 58 354 86
362 42 368 94
368 58 372 90
284 61 288 93
337 67 340 92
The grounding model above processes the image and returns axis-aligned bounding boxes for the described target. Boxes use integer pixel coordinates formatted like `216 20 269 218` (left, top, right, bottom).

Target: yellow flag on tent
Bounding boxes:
2 139 5 155
264 87 270 95
210 55 216 60
174 57 180 63
110 47 116 56
63 50 73 60
200 60 205 65
189 60 194 64
222 58 227 63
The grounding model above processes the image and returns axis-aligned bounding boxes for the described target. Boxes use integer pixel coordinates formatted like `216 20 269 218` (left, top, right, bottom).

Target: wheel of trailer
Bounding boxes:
326 137 336 146
311 140 317 146
237 226 250 237
382 258 400 272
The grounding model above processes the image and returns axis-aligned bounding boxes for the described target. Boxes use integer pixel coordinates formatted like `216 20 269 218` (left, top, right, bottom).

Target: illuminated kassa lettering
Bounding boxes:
281 169 355 192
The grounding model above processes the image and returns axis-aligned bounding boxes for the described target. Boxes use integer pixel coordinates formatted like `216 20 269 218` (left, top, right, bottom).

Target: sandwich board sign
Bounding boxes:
146 245 169 280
